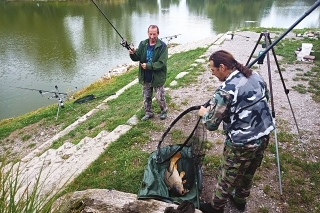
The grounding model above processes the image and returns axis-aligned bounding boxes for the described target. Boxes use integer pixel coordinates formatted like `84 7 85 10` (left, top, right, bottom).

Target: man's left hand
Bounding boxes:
141 63 147 70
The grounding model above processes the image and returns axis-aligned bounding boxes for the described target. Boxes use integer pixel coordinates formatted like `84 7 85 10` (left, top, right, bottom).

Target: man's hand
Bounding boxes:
198 106 208 117
140 63 147 70
129 47 135 54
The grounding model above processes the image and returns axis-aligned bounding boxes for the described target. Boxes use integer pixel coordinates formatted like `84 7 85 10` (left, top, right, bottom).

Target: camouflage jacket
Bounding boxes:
201 70 275 145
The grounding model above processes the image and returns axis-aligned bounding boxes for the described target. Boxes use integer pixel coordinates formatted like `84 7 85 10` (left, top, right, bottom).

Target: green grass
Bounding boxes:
63 126 151 194
258 206 269 213
0 47 207 212
0 157 61 213
273 35 320 102
0 28 319 212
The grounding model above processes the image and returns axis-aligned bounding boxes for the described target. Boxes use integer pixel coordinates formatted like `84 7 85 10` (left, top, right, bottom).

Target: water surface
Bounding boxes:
0 0 319 120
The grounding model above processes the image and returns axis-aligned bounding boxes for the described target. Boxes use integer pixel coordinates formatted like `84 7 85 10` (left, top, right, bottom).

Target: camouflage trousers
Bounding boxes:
211 135 270 209
142 82 167 115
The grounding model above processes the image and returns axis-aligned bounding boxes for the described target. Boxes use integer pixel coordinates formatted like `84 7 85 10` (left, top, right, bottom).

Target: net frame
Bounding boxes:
156 100 209 166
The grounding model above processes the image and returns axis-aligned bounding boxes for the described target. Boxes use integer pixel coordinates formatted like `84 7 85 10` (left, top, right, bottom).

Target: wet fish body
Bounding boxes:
164 152 189 196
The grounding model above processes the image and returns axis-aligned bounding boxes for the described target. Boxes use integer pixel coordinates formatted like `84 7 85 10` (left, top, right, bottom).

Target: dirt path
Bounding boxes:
2 31 319 213
149 31 320 213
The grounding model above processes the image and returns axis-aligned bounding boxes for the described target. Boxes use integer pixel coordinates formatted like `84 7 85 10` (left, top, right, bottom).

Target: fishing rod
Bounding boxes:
234 33 250 39
199 0 319 196
91 0 132 50
17 85 78 120
160 34 182 44
160 34 181 40
17 86 67 96
160 34 181 41
247 0 320 68
244 0 319 196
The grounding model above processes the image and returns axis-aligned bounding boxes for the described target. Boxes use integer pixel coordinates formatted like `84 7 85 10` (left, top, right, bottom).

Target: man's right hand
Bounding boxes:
129 47 135 54
198 106 209 117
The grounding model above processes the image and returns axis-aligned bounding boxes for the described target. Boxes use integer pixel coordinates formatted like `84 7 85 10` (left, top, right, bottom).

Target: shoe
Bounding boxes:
160 110 167 120
164 206 177 213
229 196 246 212
177 200 195 213
200 202 224 213
141 113 154 121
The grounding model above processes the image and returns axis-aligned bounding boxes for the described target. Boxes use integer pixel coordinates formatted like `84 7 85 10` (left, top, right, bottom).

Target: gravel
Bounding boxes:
2 30 319 213
159 30 320 213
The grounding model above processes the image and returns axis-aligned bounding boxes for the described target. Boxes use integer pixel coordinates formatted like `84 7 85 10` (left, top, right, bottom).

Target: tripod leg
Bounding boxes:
273 120 283 195
66 103 77 112
245 33 263 66
267 34 302 139
56 104 60 121
264 31 283 195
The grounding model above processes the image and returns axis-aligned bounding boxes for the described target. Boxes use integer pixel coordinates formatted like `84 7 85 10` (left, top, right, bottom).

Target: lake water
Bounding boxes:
0 0 319 120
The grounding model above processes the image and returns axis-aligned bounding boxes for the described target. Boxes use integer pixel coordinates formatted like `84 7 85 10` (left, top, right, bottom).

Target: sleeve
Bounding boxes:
263 80 270 101
201 89 231 131
130 41 143 62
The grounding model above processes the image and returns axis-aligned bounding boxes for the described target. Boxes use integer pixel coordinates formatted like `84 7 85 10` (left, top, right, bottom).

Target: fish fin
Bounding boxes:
179 171 185 179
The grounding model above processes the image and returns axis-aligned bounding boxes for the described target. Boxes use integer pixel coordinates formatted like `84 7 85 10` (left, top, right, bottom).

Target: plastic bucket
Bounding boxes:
301 43 313 56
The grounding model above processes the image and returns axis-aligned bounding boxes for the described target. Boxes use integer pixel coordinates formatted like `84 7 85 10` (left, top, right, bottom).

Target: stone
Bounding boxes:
175 72 189 79
52 189 202 213
170 80 178 86
195 58 206 63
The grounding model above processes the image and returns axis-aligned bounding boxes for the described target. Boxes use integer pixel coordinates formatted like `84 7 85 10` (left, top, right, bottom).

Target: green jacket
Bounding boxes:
129 38 168 87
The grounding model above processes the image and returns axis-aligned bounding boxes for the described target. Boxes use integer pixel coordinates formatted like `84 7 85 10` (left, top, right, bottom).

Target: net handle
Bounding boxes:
155 99 210 164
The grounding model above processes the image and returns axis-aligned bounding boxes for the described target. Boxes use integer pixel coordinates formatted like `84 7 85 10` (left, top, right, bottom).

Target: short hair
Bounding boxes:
148 25 159 34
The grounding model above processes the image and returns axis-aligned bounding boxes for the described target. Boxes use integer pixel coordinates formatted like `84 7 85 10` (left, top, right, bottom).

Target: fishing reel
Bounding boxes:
58 98 64 108
48 95 65 108
120 39 133 50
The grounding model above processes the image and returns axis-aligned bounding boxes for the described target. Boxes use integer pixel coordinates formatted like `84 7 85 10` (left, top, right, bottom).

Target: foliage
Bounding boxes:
0 157 60 213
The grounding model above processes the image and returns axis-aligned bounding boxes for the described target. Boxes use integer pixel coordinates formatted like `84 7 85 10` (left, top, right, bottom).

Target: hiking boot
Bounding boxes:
200 202 224 213
141 113 154 121
229 196 246 212
160 110 167 120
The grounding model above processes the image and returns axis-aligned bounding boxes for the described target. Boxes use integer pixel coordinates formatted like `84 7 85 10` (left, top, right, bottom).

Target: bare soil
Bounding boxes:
1 31 319 213
142 31 320 212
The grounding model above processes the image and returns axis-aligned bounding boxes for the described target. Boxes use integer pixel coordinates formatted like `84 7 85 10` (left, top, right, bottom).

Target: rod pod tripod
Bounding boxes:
47 86 77 121
246 31 301 138
243 0 320 195
246 30 302 196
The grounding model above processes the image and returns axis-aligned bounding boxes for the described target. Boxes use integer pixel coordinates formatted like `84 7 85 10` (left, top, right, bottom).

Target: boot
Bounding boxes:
229 196 246 212
199 202 224 213
160 110 167 120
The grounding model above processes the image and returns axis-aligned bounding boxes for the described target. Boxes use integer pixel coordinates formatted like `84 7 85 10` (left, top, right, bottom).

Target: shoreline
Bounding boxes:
1 29 319 213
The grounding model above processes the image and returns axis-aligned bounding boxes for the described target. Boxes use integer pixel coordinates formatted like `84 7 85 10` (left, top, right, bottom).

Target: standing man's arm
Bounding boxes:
129 42 142 62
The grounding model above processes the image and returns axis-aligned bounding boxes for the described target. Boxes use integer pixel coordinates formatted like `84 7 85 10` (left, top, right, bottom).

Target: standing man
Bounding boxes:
198 50 275 213
129 25 168 121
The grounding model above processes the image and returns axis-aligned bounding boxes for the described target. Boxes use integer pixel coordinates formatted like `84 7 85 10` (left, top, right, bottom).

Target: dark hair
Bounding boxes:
209 50 252 78
148 25 159 34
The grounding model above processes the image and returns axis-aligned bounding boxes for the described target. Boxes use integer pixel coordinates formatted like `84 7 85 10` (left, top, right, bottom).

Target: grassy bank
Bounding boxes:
0 28 319 213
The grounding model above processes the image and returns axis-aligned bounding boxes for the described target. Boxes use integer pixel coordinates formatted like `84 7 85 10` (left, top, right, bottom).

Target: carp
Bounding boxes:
164 152 189 196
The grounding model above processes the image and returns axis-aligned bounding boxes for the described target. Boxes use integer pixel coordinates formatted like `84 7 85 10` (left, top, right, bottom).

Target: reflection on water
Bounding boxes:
0 0 319 120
